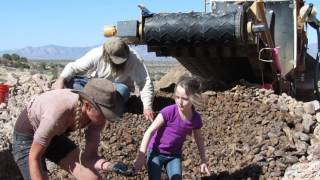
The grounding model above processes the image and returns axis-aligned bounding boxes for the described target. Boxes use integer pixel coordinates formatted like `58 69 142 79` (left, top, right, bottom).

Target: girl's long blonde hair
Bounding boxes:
174 75 204 109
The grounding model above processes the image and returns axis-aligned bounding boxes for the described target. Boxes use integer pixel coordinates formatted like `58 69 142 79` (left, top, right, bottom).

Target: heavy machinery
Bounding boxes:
104 0 320 101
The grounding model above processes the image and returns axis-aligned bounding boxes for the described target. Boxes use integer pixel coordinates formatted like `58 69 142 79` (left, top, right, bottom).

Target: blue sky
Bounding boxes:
0 0 319 50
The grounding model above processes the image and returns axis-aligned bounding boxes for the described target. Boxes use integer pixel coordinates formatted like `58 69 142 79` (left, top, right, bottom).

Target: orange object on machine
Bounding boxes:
0 83 10 103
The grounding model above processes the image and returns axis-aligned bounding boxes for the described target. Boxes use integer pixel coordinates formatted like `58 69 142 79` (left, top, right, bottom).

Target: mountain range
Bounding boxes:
0 44 176 61
0 43 317 61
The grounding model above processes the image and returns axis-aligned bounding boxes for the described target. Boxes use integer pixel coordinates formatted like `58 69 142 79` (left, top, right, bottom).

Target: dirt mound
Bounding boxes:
154 65 190 91
1 69 320 179
51 86 320 179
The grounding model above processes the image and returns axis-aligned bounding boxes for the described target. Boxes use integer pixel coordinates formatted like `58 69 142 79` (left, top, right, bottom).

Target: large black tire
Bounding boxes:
144 12 243 45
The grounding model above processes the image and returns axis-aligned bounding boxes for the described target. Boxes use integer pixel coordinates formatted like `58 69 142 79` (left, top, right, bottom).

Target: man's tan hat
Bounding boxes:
72 78 124 122
104 37 129 65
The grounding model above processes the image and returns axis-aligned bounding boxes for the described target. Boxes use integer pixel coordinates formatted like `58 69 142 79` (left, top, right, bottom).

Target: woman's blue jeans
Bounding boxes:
65 75 130 102
147 150 182 180
12 131 76 180
11 131 34 180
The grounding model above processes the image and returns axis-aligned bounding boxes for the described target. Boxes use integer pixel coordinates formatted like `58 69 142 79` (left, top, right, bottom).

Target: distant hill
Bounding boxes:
0 44 176 61
0 45 95 60
1 43 317 61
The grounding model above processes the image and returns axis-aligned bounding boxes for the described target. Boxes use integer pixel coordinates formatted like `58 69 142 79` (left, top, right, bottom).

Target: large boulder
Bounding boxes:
154 65 190 91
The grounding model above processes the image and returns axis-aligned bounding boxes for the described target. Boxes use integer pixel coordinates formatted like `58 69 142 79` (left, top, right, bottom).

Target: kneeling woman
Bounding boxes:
12 78 124 180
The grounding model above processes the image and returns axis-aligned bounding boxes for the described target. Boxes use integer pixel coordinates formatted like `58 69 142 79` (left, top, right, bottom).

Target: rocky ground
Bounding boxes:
0 65 320 180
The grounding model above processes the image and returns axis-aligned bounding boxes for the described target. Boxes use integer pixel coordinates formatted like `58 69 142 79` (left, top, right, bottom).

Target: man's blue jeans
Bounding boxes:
65 75 130 102
147 149 182 180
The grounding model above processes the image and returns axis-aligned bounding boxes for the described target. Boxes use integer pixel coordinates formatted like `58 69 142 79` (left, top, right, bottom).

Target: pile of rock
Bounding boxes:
0 71 53 179
0 70 319 180
0 72 52 141
95 86 320 180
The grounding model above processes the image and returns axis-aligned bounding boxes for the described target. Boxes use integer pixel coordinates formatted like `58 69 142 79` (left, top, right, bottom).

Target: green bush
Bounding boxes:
11 53 20 61
20 57 28 62
0 54 30 69
2 53 12 60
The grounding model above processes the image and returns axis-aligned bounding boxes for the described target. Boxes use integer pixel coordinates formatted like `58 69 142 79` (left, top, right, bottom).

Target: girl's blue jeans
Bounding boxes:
147 149 182 180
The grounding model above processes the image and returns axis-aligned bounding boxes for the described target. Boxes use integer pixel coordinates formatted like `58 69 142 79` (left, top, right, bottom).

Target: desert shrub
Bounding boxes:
11 53 20 61
38 62 47 71
29 69 39 75
0 54 30 69
2 54 11 60
20 57 28 62
14 61 30 69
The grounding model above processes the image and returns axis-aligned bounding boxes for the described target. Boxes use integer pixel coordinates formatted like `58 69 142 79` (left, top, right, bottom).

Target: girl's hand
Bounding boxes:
200 163 211 176
133 151 146 172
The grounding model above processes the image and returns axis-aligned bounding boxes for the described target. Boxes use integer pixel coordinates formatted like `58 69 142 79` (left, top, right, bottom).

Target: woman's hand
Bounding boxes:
200 163 211 176
98 160 113 171
133 151 146 172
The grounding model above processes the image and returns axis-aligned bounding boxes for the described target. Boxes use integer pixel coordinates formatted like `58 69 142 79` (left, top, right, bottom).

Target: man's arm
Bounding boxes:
140 71 155 121
132 62 154 110
52 46 102 89
127 49 155 120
